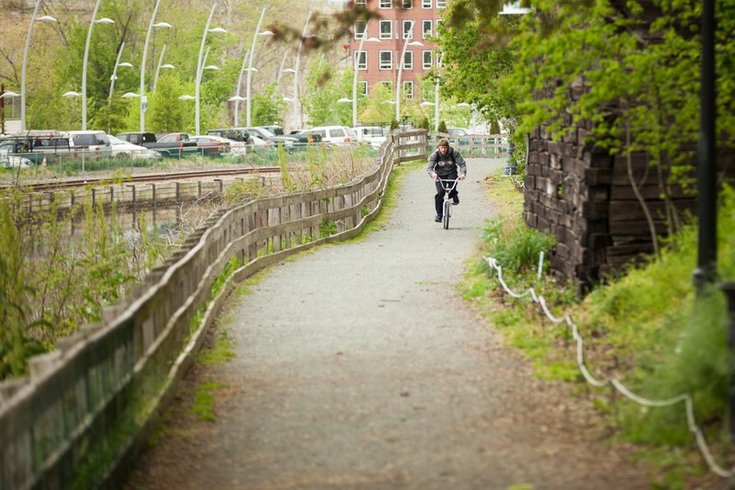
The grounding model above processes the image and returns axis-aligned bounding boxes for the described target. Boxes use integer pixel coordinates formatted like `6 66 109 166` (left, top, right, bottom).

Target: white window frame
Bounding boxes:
402 20 414 39
422 0 432 8
379 0 391 8
379 50 393 70
404 80 414 99
356 0 367 4
355 51 367 70
378 80 392 92
422 20 432 38
403 50 414 70
354 21 367 39
437 0 446 7
379 20 393 40
401 0 413 8
422 50 432 69
358 81 368 96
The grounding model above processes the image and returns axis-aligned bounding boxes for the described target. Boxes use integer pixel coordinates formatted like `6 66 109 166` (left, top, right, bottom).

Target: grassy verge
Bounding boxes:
463 172 735 488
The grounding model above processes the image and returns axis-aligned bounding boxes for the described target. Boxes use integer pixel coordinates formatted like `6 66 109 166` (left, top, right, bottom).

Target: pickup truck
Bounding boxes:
116 132 199 158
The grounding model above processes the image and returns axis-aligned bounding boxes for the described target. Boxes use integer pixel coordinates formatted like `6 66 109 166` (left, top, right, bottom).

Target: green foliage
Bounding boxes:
319 220 337 238
437 120 448 133
252 83 288 127
418 116 430 130
359 82 394 125
390 119 399 131
197 331 235 365
302 58 352 126
482 217 555 273
191 382 224 422
149 74 190 133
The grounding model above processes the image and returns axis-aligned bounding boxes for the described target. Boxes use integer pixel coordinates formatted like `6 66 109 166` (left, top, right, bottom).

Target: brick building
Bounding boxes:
349 0 445 105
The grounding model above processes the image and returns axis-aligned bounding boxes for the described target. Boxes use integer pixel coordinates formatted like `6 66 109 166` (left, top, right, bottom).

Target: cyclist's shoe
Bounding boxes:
452 196 460 205
435 214 442 222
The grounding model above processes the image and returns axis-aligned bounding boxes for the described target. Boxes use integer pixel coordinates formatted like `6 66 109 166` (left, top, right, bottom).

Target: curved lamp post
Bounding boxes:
81 0 114 130
245 7 274 126
195 4 226 135
140 0 172 131
20 0 57 132
395 21 422 122
109 41 133 102
153 44 175 92
350 22 379 128
292 10 313 130
232 48 250 126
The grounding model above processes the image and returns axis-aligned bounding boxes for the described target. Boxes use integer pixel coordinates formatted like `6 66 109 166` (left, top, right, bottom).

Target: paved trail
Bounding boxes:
127 158 648 489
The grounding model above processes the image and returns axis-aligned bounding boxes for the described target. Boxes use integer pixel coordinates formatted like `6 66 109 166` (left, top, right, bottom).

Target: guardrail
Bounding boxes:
0 129 427 490
427 132 509 158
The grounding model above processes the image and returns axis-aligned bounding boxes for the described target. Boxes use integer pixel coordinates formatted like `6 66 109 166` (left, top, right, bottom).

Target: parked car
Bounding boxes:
448 127 470 137
352 126 389 149
297 125 356 146
290 131 324 145
0 139 33 168
0 130 110 164
67 130 112 157
108 135 162 160
246 135 272 154
189 135 232 156
257 125 284 136
116 132 199 158
207 128 252 144
242 127 298 149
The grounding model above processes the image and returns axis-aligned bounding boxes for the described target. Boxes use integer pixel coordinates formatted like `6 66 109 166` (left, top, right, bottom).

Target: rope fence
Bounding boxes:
486 256 735 479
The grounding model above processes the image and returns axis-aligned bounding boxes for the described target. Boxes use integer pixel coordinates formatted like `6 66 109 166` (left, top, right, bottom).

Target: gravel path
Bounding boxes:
127 158 649 490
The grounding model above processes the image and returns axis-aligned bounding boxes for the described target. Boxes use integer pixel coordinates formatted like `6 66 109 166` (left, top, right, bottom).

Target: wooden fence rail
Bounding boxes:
0 130 428 490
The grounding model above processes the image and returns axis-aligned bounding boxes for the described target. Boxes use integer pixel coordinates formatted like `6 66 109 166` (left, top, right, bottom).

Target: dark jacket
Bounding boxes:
426 146 467 178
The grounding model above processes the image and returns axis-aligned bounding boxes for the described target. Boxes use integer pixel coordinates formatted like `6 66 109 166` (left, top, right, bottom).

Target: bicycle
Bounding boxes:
437 178 459 230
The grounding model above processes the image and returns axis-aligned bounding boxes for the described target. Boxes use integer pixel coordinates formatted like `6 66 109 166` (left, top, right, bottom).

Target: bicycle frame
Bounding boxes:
437 178 459 229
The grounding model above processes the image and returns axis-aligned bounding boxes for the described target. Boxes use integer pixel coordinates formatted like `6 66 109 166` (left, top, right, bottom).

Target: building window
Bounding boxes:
355 51 367 70
356 0 366 4
378 80 392 91
402 20 414 39
379 0 391 8
422 20 432 38
358 81 368 96
403 50 414 70
422 50 432 69
379 50 393 70
379 20 393 39
437 0 446 7
402 0 413 8
422 0 432 8
404 81 414 99
354 21 367 39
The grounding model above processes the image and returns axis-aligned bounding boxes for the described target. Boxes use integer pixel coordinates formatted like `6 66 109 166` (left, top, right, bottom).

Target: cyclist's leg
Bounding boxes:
434 180 444 218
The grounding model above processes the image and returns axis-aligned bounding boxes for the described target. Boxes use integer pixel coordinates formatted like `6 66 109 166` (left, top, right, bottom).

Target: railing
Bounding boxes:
427 132 509 158
0 129 427 490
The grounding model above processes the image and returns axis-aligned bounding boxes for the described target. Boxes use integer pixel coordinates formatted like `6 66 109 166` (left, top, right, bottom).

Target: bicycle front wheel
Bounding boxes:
443 200 451 229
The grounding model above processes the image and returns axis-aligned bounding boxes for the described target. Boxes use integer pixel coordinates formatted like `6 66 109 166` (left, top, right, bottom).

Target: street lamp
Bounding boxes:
20 0 57 132
245 7 274 126
81 0 115 130
292 10 314 131
195 3 227 135
395 21 423 122
109 41 133 102
178 95 195 100
153 44 175 92
350 21 379 128
499 1 531 15
140 0 172 131
122 92 139 99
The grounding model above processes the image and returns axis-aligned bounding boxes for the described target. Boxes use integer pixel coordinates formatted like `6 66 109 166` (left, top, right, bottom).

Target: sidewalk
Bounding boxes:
127 158 648 489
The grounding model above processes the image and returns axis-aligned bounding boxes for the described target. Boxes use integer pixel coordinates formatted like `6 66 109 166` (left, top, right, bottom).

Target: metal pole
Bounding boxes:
434 53 441 131
140 0 163 132
21 0 43 132
81 0 103 130
234 48 250 126
694 0 717 290
395 20 415 122
109 41 125 101
246 7 268 127
352 21 370 128
293 10 313 130
153 43 167 92
196 4 217 136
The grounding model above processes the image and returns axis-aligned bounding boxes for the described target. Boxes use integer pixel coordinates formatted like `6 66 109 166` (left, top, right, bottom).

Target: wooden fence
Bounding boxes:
426 132 509 158
0 130 428 490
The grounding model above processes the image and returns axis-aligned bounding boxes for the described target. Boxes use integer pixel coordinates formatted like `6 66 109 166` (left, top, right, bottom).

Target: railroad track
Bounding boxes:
1 166 282 193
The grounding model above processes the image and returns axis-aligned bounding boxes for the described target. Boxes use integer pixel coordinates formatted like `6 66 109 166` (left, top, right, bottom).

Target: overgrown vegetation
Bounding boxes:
469 173 735 486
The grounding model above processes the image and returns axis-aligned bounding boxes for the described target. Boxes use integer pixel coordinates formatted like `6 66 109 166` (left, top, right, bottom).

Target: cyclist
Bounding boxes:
427 138 467 222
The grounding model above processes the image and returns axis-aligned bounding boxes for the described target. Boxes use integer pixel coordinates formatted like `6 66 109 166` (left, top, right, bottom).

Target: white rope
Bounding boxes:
486 255 735 478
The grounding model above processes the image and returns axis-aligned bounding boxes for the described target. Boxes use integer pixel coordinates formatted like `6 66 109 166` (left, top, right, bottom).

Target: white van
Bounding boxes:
353 126 389 149
67 130 112 157
300 125 356 146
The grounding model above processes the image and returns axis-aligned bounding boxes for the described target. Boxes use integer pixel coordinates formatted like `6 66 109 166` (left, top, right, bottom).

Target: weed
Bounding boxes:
198 331 235 365
191 382 224 422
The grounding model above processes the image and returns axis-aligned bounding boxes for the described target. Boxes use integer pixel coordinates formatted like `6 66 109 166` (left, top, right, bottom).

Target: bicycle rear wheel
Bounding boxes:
443 200 451 229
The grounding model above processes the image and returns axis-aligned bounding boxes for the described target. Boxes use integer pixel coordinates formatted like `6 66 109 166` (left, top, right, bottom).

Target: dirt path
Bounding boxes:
126 158 649 489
